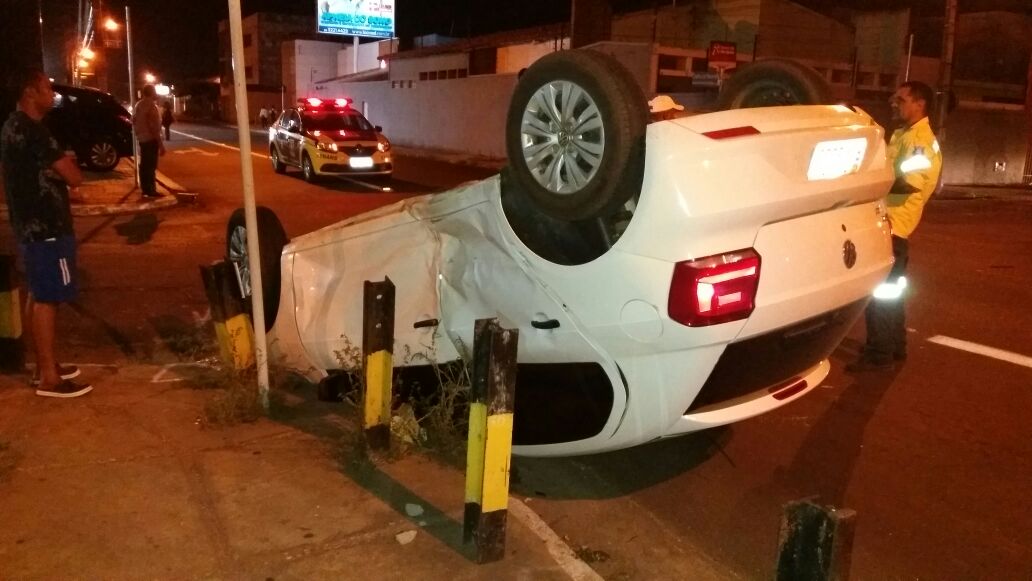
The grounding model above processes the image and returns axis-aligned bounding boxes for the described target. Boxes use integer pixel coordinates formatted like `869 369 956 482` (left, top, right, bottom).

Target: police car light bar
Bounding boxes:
299 97 351 108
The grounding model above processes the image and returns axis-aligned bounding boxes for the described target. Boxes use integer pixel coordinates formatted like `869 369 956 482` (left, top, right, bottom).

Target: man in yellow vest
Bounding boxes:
847 81 943 373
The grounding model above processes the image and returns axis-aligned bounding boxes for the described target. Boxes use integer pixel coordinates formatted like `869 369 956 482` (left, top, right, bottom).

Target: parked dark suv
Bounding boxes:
1 84 134 172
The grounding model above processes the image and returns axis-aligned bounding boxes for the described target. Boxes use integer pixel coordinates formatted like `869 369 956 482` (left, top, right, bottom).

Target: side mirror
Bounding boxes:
375 125 383 133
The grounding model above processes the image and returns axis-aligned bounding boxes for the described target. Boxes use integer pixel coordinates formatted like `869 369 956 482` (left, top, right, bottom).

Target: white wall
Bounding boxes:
390 54 471 82
496 39 569 74
326 74 520 158
283 39 344 100
336 39 395 77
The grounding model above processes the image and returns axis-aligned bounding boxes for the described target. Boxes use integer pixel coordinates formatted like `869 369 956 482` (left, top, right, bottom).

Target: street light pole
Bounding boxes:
227 0 271 409
938 0 958 139
126 6 139 189
37 0 46 71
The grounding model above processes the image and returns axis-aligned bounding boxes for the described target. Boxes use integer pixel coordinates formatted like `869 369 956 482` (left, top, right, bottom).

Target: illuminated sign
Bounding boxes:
317 0 395 38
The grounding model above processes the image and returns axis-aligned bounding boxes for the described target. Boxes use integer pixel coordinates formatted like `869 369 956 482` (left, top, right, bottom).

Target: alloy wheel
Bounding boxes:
520 80 606 196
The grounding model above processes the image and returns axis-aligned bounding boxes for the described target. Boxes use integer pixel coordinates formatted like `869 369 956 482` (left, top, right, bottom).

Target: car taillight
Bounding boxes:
668 249 761 327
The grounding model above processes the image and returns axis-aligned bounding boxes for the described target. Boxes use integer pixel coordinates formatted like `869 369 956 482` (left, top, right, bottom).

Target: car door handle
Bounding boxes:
413 318 439 329
531 319 560 330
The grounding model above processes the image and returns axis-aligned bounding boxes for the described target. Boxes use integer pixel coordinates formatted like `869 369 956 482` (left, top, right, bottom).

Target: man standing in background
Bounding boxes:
132 84 165 198
1 68 91 397
847 81 943 373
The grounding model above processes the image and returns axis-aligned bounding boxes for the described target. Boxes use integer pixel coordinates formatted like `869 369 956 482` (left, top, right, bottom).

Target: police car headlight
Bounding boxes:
377 137 391 153
317 142 338 152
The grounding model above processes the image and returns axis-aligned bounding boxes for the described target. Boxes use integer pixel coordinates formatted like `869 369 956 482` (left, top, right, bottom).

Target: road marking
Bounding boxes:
341 176 391 192
928 335 1032 369
508 498 604 581
172 148 218 157
172 129 269 159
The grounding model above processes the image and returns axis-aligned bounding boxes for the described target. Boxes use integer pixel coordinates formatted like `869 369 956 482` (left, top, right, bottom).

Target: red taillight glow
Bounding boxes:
335 98 350 107
668 249 761 327
339 130 348 137
306 97 323 106
311 130 322 137
702 126 760 140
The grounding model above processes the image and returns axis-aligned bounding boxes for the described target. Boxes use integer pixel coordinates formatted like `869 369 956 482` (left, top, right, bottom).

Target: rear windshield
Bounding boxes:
302 111 373 132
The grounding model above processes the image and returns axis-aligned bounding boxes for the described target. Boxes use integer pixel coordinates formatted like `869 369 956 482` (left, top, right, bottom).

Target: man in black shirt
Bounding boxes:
1 68 91 397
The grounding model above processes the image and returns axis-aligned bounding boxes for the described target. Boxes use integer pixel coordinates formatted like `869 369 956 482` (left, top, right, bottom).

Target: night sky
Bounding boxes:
2 0 1030 90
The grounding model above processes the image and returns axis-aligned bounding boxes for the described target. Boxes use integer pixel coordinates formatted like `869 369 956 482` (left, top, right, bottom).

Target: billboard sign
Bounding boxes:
317 0 395 38
707 41 737 70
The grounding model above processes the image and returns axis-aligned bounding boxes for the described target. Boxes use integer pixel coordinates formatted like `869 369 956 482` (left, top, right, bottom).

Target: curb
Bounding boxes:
937 186 1032 201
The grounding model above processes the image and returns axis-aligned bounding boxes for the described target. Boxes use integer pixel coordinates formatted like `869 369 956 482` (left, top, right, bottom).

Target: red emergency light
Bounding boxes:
298 97 352 109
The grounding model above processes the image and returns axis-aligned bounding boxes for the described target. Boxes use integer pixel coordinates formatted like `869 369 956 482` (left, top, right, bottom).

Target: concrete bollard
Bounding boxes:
362 277 395 451
463 318 519 564
0 255 25 373
775 498 857 581
200 261 255 369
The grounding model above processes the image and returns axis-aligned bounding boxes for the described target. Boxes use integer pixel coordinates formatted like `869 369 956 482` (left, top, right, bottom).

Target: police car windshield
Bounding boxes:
302 111 373 132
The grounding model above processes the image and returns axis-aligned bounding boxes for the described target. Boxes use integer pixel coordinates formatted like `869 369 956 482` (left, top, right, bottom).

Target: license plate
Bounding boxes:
807 138 867 181
349 157 374 169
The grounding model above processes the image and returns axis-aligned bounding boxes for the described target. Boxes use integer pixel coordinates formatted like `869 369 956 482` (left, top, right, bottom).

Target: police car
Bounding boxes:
268 97 392 181
231 51 895 457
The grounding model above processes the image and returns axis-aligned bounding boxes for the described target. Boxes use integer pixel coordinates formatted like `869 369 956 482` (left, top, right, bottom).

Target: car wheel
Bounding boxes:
716 58 832 109
225 206 289 332
85 139 119 171
301 154 318 183
505 49 648 221
270 147 286 174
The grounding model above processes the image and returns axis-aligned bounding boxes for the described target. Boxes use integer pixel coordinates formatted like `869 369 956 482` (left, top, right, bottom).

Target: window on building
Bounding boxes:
428 71 438 80
419 72 428 81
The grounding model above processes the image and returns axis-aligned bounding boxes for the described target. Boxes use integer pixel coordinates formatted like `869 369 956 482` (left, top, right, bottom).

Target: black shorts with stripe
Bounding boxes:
20 235 78 303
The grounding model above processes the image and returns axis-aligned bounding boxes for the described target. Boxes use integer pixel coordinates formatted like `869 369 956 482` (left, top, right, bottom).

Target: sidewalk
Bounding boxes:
937 183 1032 201
0 158 186 220
0 364 594 580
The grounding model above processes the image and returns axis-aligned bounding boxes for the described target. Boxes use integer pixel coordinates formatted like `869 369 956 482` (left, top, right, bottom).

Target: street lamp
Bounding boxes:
79 47 95 60
103 17 119 31
144 72 156 84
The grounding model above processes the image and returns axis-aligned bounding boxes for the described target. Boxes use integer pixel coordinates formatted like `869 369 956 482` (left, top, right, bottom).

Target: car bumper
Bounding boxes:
311 150 393 176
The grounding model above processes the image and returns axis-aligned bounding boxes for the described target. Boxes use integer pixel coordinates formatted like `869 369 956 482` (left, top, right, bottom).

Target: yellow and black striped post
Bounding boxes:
200 261 255 369
463 318 519 564
0 255 25 373
362 277 395 451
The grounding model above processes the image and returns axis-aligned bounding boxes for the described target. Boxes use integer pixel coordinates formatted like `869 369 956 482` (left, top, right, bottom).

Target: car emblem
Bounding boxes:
842 240 857 269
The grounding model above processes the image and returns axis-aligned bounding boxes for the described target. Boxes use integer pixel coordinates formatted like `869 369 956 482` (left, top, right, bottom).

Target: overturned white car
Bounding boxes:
227 50 894 457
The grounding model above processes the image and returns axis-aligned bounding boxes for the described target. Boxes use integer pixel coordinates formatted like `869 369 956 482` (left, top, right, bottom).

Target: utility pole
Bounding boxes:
938 0 958 139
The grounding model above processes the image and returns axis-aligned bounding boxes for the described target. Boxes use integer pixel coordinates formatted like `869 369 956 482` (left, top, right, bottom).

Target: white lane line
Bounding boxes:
340 176 391 192
171 129 269 160
508 498 604 581
928 335 1032 369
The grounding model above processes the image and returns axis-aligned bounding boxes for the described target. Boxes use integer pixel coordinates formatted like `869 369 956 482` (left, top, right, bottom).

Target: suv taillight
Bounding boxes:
668 249 761 327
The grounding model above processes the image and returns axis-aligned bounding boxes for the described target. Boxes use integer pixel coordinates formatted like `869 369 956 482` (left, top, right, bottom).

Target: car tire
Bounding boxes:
505 49 648 221
226 206 289 332
270 147 287 174
716 58 832 110
301 154 318 183
84 138 120 171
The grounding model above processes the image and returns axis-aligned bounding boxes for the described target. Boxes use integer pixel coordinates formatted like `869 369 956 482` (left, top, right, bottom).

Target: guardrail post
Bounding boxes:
200 261 256 369
776 498 857 581
463 318 519 564
362 277 395 451
0 255 25 373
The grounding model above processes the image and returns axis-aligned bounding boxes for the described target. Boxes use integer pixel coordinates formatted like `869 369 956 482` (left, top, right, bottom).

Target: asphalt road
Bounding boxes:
3 122 1029 579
